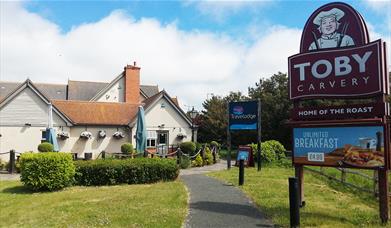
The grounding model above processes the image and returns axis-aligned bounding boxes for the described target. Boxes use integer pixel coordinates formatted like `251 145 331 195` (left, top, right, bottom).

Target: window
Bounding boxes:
147 131 157 148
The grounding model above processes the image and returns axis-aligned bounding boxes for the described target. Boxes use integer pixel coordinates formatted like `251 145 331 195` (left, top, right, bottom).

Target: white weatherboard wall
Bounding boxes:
0 87 67 161
58 126 131 159
131 97 192 146
0 88 65 126
96 77 125 102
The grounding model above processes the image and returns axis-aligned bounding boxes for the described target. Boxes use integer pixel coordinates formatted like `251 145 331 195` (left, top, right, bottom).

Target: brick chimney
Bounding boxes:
124 62 140 104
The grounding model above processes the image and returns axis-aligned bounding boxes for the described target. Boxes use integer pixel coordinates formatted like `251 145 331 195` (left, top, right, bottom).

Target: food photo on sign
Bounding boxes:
293 126 385 168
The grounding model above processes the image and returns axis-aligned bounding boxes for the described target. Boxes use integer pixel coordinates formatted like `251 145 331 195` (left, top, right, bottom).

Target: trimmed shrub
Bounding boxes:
38 142 54 152
20 152 75 191
191 154 203 167
251 140 286 163
203 147 213 166
121 143 134 154
180 142 196 156
179 156 191 169
74 158 179 186
195 142 203 154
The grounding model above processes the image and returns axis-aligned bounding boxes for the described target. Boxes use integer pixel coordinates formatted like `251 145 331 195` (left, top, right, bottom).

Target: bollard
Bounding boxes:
227 150 231 169
102 151 106 159
213 150 216 164
177 149 181 165
257 141 261 171
289 177 300 228
239 159 244 185
9 150 15 174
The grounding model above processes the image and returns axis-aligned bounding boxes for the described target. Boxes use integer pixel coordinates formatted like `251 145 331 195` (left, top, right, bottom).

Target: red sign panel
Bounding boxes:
291 103 388 121
300 2 369 53
289 40 385 100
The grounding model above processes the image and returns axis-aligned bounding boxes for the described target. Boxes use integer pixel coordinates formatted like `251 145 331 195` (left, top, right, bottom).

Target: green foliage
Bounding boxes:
5 160 21 173
203 147 213 165
121 143 134 154
195 142 202 154
210 141 220 148
20 152 75 191
248 72 291 149
191 154 203 167
179 142 196 155
251 140 286 163
74 158 179 186
197 91 248 144
0 158 6 170
179 156 191 169
37 142 54 152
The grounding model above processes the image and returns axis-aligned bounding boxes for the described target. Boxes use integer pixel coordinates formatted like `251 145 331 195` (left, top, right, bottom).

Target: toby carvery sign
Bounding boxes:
288 2 388 100
229 101 258 130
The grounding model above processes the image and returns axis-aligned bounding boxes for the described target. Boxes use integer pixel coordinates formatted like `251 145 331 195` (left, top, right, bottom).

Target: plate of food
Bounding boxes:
342 150 384 168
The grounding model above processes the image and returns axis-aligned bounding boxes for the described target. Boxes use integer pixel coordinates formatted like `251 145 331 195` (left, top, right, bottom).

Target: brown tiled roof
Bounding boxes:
52 100 139 125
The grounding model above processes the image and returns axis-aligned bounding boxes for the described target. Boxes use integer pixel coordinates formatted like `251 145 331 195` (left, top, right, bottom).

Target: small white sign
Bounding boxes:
308 152 324 162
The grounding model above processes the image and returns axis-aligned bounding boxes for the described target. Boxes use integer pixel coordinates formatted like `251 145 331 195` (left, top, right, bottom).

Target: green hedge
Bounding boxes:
20 152 75 191
74 158 179 186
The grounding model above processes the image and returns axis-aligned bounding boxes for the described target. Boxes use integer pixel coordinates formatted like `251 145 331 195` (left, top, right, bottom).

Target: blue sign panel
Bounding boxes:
293 126 385 168
229 101 258 130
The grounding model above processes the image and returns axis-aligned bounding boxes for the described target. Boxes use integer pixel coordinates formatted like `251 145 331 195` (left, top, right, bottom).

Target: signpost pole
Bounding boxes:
295 165 305 207
227 103 231 170
378 169 390 223
257 99 261 171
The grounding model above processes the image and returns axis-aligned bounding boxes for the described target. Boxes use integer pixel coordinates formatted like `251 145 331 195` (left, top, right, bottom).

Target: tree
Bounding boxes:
197 91 248 145
248 72 292 148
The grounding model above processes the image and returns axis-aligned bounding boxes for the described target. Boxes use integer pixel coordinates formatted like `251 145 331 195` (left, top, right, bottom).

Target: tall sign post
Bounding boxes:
228 100 261 171
288 2 389 223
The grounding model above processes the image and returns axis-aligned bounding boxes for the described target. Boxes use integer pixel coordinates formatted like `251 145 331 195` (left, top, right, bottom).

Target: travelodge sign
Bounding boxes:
288 2 388 100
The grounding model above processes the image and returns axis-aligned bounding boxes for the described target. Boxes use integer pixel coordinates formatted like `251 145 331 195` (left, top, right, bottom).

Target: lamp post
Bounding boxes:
189 107 198 142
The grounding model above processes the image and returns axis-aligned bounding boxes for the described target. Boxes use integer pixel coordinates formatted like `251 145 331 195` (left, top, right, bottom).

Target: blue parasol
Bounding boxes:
136 106 147 156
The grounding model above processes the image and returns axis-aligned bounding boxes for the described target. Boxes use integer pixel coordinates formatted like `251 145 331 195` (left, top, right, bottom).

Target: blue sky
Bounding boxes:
1 1 390 110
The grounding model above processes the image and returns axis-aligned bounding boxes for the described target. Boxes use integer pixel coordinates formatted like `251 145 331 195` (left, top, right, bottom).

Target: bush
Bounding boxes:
203 147 213 166
210 141 220 148
180 142 196 156
5 160 21 173
251 140 286 163
74 158 179 186
179 156 191 169
20 152 75 191
0 158 5 170
191 154 203 167
38 142 54 152
121 143 134 154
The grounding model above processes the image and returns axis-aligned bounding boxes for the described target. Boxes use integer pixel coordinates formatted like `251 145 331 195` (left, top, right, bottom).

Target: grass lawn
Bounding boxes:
0 181 187 227
208 164 389 228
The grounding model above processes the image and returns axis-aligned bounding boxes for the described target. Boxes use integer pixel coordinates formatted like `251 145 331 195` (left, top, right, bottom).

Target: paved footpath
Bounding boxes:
180 161 274 228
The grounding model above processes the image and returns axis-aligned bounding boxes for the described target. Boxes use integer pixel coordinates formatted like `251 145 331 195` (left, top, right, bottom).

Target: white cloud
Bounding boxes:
183 0 272 23
0 2 300 111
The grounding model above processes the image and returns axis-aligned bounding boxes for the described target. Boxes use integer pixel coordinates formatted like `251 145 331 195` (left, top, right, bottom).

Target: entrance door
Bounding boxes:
157 131 169 155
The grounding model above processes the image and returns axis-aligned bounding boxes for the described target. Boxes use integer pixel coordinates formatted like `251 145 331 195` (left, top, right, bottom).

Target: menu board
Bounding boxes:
293 125 385 168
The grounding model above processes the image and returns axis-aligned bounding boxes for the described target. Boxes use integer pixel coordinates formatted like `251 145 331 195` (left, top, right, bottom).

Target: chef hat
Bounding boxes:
313 8 345 26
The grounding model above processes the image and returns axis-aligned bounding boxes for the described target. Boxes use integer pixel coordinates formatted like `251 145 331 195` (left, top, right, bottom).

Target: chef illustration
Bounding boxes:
309 8 355 50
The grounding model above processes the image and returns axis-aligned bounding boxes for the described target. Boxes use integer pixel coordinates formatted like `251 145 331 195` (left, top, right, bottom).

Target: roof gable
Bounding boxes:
0 79 72 125
130 90 192 127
